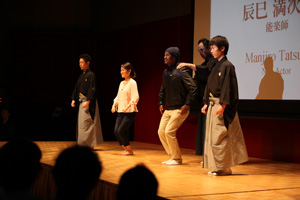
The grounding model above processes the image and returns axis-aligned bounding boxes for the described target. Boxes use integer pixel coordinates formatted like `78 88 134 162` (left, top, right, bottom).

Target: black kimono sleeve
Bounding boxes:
86 72 97 102
71 76 81 101
219 61 239 126
86 72 97 120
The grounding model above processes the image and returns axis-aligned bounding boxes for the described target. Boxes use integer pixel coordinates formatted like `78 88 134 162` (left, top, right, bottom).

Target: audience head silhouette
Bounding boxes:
53 145 102 200
0 137 42 191
117 163 158 200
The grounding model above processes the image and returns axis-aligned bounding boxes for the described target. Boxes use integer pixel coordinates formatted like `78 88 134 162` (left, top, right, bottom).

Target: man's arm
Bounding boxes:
71 78 79 107
159 78 166 115
177 63 196 71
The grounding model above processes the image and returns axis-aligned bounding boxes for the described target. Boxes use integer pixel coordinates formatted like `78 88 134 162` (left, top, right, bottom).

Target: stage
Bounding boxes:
1 141 300 199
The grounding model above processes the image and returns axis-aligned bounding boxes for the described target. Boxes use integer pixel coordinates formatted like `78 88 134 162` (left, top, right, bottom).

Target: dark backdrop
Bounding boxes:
0 0 193 142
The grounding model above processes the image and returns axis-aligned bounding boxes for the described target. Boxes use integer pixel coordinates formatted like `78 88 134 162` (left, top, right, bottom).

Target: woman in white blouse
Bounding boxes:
111 62 139 155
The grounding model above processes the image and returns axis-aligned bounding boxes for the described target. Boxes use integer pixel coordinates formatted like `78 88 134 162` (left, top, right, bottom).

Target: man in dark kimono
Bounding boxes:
201 36 248 176
177 38 217 156
71 54 103 147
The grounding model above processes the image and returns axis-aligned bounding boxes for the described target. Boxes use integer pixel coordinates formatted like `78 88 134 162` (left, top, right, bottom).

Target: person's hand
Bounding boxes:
82 101 90 108
216 103 227 115
159 105 164 115
180 105 190 115
114 102 118 107
111 102 117 113
177 63 188 69
71 100 76 107
177 63 196 71
201 105 208 114
111 106 115 113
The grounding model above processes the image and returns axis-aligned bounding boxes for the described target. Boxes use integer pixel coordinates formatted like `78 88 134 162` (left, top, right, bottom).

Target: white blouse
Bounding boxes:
113 78 139 113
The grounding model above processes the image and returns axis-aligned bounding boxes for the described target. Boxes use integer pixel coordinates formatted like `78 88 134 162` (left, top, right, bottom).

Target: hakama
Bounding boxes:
203 97 248 171
77 95 103 147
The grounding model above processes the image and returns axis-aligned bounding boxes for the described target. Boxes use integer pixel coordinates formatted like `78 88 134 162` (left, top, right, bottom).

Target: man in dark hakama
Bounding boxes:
71 54 103 147
177 38 218 156
201 36 248 176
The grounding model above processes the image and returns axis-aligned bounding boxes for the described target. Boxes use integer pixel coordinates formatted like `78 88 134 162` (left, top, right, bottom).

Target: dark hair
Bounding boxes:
79 54 91 63
121 62 136 78
209 35 229 55
117 163 158 200
53 145 102 199
0 137 42 190
198 38 210 49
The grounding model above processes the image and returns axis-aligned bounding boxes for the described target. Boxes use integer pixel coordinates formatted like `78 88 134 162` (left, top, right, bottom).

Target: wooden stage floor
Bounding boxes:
3 141 300 199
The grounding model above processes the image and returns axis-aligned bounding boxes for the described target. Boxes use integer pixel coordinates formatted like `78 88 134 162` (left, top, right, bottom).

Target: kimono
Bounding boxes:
71 68 103 147
202 57 248 171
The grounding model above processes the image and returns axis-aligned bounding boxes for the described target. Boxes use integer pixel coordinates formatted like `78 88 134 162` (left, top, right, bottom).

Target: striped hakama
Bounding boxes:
203 97 248 171
77 95 103 147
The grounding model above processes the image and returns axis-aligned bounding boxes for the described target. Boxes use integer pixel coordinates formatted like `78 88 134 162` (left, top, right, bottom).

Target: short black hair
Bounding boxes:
79 54 91 63
197 38 210 49
209 35 229 55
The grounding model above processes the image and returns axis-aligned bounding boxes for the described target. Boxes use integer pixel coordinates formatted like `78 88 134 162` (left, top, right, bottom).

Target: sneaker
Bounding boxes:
163 159 182 165
162 159 172 164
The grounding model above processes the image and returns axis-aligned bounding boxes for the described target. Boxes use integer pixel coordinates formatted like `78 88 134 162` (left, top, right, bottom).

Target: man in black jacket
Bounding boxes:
158 47 197 165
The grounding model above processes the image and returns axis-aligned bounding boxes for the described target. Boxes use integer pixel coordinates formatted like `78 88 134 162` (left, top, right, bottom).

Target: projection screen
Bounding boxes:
194 0 300 100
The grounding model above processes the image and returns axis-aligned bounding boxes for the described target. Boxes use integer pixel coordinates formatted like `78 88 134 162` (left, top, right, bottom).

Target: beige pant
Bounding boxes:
158 109 189 161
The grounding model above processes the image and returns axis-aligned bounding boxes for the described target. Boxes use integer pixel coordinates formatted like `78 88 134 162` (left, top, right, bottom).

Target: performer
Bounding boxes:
71 54 103 147
202 36 248 175
111 62 139 156
158 47 197 165
177 38 217 156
